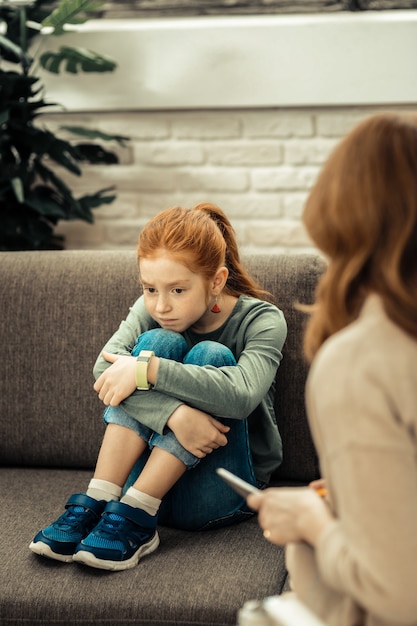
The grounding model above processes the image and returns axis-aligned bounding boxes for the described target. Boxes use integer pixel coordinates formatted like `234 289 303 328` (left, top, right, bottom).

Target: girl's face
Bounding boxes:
139 251 218 333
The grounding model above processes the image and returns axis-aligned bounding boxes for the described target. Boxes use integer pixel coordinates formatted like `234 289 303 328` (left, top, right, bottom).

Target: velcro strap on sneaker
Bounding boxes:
104 500 157 530
65 493 105 515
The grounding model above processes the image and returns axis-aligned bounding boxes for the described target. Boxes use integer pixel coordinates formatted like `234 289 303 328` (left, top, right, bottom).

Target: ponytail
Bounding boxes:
193 203 272 301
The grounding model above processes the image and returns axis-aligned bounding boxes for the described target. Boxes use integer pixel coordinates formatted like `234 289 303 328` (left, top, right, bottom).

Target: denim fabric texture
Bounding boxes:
104 328 257 530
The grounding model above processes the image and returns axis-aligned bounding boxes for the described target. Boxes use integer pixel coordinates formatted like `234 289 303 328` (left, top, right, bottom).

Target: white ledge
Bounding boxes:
36 10 417 111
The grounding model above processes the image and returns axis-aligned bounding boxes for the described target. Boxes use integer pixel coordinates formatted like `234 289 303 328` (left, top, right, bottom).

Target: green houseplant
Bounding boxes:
0 0 128 250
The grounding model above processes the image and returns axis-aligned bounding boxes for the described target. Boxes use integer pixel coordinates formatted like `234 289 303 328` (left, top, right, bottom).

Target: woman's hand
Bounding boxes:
167 405 230 458
247 486 334 547
93 351 137 406
309 478 327 497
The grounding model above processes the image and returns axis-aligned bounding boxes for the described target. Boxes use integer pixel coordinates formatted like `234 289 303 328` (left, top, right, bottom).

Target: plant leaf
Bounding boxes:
41 0 106 35
25 186 70 220
77 186 116 221
15 127 83 175
0 33 33 68
0 110 9 125
39 46 116 74
74 143 119 164
33 160 75 201
11 177 24 202
37 51 62 74
60 126 129 146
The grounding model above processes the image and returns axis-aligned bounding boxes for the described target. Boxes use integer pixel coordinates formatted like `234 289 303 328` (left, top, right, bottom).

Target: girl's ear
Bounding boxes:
211 266 229 294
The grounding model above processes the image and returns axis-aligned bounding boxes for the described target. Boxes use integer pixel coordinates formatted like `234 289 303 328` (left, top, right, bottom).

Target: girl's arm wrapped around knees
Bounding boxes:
154 300 287 419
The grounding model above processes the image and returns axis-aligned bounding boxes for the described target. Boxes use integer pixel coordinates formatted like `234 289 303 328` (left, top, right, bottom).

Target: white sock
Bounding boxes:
121 487 161 516
86 478 122 502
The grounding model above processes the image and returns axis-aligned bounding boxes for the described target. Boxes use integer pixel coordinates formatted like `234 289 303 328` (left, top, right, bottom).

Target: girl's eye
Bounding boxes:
145 287 156 294
173 288 184 294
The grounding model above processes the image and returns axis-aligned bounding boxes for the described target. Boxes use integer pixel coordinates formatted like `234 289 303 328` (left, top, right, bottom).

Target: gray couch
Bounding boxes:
0 250 325 626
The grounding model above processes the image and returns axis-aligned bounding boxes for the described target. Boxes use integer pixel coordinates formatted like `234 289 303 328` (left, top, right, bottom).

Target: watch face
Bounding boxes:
137 350 153 361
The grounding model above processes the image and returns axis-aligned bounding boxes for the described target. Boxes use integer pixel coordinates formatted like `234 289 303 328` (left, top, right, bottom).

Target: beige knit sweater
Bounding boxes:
286 294 417 626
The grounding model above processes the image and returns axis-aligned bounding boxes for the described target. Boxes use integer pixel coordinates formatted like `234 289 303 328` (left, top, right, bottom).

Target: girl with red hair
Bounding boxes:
30 202 287 571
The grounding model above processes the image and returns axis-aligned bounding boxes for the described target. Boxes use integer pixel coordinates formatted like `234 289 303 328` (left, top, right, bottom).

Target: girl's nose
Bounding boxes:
156 294 171 312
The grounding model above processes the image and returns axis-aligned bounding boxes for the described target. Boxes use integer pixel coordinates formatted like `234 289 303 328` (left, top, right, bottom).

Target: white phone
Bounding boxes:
216 467 260 498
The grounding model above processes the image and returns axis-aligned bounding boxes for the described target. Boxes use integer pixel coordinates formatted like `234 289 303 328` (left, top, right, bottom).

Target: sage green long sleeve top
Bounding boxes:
93 294 287 483
286 294 417 626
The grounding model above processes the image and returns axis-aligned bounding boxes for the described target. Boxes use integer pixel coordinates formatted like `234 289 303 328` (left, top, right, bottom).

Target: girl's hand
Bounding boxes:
247 487 334 547
167 405 230 458
94 351 137 406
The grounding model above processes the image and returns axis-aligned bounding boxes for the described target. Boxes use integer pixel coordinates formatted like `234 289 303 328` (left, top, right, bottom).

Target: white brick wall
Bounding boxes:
49 104 415 254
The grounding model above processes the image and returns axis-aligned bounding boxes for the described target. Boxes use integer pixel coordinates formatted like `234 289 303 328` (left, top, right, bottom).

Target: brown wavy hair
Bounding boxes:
303 112 417 361
137 202 271 301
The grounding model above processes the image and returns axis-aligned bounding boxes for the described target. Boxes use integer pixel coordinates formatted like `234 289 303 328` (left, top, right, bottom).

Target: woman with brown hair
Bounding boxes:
248 112 417 626
30 202 287 571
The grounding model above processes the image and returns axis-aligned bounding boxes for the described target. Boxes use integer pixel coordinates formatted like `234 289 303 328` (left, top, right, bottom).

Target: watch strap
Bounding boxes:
135 350 154 390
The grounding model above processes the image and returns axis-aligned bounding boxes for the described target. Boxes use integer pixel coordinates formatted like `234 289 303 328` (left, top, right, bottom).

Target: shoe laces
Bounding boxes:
96 512 127 539
55 505 89 530
97 512 151 543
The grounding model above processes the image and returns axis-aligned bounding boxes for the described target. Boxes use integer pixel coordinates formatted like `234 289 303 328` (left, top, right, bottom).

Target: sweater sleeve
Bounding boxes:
153 303 286 419
93 296 154 373
93 296 183 434
93 297 286 433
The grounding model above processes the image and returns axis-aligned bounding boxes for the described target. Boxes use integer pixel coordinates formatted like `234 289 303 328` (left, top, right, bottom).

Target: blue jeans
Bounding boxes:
104 328 257 531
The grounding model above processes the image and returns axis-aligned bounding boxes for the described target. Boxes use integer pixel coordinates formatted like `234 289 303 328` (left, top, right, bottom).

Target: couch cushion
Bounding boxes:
1 251 139 468
244 254 325 484
0 467 287 625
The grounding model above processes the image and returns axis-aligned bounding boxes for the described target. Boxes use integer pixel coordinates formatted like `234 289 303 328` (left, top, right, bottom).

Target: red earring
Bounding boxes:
211 299 221 313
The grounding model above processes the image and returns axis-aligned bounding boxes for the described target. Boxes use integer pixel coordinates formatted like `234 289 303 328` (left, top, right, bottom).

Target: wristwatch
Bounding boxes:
135 350 155 390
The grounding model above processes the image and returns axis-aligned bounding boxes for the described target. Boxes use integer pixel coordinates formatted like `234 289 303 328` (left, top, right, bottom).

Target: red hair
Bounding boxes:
137 202 271 301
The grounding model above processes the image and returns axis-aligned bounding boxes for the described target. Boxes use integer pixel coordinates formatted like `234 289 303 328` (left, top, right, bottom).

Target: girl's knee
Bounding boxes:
132 328 188 360
184 341 236 367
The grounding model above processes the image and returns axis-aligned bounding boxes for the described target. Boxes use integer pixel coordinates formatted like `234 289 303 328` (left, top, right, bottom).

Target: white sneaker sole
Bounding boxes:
29 540 74 563
73 531 160 571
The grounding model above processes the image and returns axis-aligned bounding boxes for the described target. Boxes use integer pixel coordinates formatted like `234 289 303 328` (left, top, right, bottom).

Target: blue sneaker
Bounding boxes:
73 500 159 571
29 493 106 563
